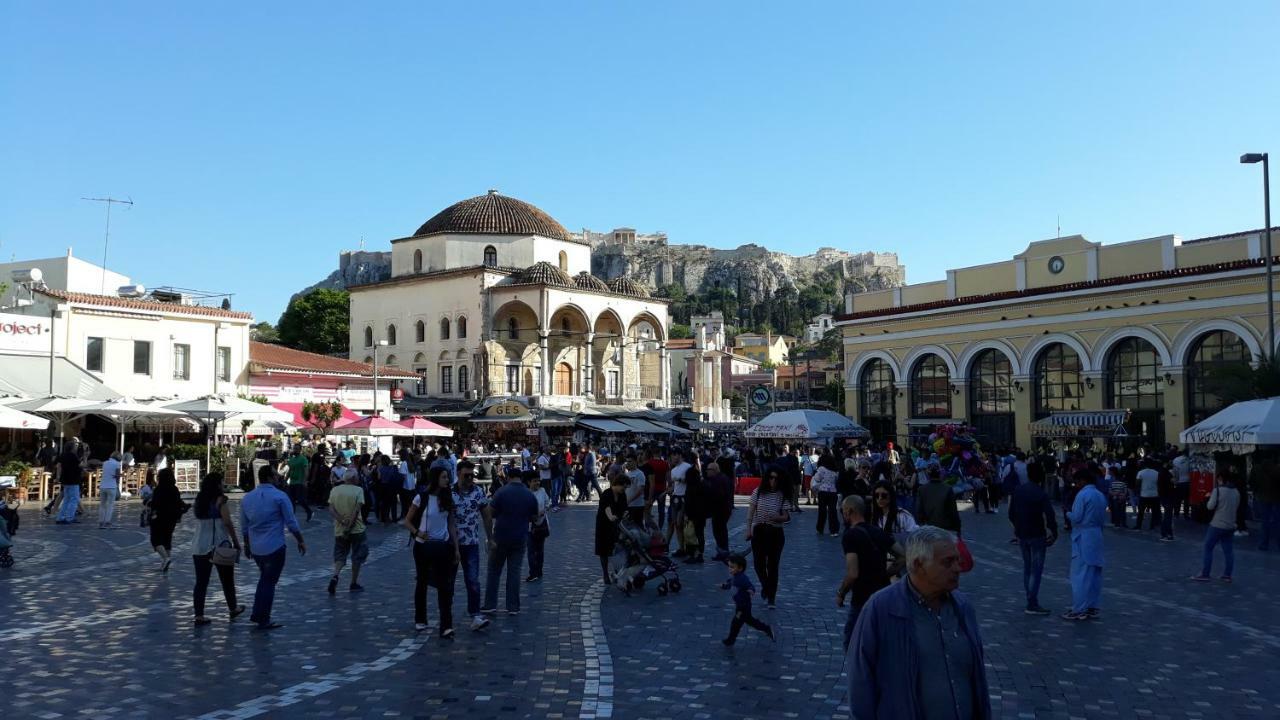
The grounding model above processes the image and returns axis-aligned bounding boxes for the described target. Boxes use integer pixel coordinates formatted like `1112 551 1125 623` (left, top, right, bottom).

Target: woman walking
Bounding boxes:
813 450 841 536
871 480 918 546
1192 470 1241 583
150 457 188 573
745 469 790 609
191 473 245 625
404 467 460 638
526 473 551 582
594 471 629 585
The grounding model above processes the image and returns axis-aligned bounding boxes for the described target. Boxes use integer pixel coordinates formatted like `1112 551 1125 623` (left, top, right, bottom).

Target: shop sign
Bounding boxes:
525 428 540 436
486 401 528 418
0 311 50 353
750 385 772 407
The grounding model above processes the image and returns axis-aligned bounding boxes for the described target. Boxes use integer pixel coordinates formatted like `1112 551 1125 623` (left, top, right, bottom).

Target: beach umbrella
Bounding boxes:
398 416 455 438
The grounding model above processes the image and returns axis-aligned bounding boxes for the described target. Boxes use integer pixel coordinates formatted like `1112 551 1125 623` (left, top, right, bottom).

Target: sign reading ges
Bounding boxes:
486 401 528 417
0 312 51 353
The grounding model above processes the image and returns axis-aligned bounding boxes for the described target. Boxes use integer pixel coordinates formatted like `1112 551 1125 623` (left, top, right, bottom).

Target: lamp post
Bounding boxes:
1242 152 1273 357
372 339 388 417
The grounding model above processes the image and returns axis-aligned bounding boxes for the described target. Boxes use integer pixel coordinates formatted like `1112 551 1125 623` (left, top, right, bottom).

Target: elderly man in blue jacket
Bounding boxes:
847 525 991 720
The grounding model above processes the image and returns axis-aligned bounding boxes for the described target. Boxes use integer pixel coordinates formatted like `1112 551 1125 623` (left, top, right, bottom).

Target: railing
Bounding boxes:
638 384 662 399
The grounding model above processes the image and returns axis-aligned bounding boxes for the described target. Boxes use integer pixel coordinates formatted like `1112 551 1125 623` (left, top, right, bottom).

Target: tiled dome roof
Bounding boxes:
414 190 573 241
513 261 574 288
573 272 609 291
607 276 651 298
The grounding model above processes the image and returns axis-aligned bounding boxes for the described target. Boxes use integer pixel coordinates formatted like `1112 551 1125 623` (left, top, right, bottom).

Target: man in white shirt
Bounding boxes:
98 451 122 529
1135 460 1162 531
624 455 647 523
667 451 692 556
1171 451 1191 519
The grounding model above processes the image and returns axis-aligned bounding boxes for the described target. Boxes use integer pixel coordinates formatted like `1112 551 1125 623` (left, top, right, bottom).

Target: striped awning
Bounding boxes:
1029 410 1129 437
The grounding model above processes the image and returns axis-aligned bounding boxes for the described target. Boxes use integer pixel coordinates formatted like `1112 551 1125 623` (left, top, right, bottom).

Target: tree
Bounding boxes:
669 323 693 339
251 321 280 343
301 400 344 434
1207 355 1280 406
816 327 842 362
277 289 350 354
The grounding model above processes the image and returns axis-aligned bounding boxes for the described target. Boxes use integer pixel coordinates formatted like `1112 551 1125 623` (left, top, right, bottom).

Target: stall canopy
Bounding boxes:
1179 397 1280 454
0 404 50 430
577 418 634 434
330 416 415 437
398 416 455 437
616 418 678 435
270 402 363 432
0 354 122 401
1029 410 1129 438
745 409 870 440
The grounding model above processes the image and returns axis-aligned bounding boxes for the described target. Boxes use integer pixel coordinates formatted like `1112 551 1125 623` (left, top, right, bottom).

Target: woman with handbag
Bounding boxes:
191 473 245 626
150 460 189 573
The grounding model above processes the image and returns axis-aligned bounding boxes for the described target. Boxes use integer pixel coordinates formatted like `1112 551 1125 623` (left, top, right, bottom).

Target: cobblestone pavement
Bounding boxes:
3 495 1280 719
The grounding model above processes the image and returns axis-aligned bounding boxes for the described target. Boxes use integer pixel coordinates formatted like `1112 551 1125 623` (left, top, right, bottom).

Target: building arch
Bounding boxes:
483 245 498 268
386 324 398 346
900 344 957 379
415 319 425 343
558 250 568 272
384 354 398 368
1023 333 1094 373
413 249 423 274
593 308 625 339
908 353 952 419
847 350 902 387
1093 326 1172 369
1171 319 1262 367
439 317 451 340
413 352 427 364
493 300 539 342
457 316 468 339
957 339 1022 378
627 311 667 343
549 304 592 338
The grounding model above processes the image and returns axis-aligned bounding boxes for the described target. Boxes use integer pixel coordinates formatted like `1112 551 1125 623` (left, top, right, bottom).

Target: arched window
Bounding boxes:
386 324 397 346
561 317 571 335
384 354 398 368
859 359 896 444
415 320 425 343
1187 331 1252 425
1033 343 1082 418
1106 337 1164 443
440 317 450 340
413 249 423 274
458 365 470 394
484 245 497 268
910 355 951 419
558 250 568 272
507 317 519 340
363 356 373 364
363 326 373 348
968 349 1014 446
457 316 467 339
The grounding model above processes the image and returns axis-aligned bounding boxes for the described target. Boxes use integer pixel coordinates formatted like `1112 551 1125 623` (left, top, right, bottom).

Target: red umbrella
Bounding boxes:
330 416 416 437
398 416 455 438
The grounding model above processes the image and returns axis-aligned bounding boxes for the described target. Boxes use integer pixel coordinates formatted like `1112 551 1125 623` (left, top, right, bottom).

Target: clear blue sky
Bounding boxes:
3 3 1278 322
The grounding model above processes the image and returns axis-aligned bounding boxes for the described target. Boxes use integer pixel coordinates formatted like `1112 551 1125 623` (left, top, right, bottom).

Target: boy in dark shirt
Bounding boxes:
720 554 774 646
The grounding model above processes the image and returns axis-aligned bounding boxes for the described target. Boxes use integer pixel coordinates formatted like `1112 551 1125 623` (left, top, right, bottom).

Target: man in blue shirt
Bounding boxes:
1063 469 1106 621
1007 474 1058 615
481 469 539 615
241 465 307 630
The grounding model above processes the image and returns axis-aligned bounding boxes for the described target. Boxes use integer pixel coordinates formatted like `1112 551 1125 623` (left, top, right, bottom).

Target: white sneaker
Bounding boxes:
414 623 430 632
470 616 491 631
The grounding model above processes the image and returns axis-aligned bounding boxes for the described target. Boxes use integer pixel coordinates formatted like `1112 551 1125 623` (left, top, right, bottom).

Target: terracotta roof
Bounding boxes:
835 255 1280 323
39 288 252 319
573 271 610 291
250 341 419 378
665 339 696 349
412 190 581 243
607 276 651 298
511 261 573 288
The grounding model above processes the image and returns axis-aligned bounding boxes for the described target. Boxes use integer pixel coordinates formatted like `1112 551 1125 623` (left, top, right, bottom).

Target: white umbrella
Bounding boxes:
0 404 50 431
744 409 870 440
163 396 293 469
1179 397 1280 454
84 398 185 453
9 396 104 447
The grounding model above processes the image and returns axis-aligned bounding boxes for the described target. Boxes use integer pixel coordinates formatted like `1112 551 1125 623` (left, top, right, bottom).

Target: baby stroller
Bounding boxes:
610 517 682 596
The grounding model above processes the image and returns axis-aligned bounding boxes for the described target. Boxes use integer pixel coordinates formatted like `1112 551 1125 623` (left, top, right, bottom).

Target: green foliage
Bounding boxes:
1208 355 1280 406
277 288 350 354
822 382 843 408
301 400 344 432
250 322 280 343
238 394 270 405
816 328 843 362
760 359 778 370
668 323 693 340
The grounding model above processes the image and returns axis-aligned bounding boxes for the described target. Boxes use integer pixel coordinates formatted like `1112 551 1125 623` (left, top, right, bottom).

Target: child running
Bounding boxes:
719 553 774 646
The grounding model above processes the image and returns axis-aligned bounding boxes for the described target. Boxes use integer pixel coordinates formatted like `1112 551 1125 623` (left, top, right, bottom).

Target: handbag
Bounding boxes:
956 535 975 573
211 539 239 566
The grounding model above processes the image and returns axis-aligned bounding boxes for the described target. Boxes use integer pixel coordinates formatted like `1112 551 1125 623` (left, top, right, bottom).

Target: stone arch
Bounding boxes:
847 350 902 386
593 308 624 339
455 349 468 360
1023 333 1094 373
386 324 398 346
493 300 539 342
550 303 592 339
384 354 398 368
415 319 425 344
558 250 568 272
363 326 373 348
901 344 958 379
413 352 427 364
957 339 1023 378
627 311 667 343
456 316 468 339
1171 319 1262 366
1094 326 1172 369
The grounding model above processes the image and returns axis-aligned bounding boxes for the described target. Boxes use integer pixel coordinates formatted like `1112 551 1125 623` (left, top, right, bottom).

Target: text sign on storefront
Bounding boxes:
0 312 51 353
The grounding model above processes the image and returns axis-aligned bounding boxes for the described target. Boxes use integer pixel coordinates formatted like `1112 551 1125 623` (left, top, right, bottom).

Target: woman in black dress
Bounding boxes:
594 470 629 585
150 463 188 573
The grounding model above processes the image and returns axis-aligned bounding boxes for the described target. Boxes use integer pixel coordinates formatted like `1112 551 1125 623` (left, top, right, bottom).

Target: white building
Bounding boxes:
804 313 835 343
0 249 130 296
348 191 671 410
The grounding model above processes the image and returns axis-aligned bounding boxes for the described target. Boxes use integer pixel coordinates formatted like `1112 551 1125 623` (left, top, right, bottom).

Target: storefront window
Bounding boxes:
1106 337 1164 443
909 354 951 418
859 358 896 444
968 349 1013 446
1187 330 1251 425
1033 343 1082 418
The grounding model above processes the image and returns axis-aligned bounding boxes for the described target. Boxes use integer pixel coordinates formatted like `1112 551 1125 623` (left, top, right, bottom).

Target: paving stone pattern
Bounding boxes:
3 496 1279 719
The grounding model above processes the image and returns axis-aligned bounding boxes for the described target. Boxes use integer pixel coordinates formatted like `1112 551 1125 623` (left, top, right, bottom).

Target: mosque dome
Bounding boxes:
512 261 574 288
573 272 610 291
413 190 573 242
607 276 651 298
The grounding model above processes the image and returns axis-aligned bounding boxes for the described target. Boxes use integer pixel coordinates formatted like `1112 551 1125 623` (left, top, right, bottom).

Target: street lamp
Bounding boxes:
372 339 389 417
1242 152 1272 357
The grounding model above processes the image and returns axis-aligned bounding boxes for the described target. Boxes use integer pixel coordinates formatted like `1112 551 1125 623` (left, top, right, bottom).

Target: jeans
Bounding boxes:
1201 526 1235 578
98 488 118 526
1257 500 1280 550
249 547 287 626
527 527 547 578
192 554 237 617
483 540 525 612
1108 497 1128 528
688 515 706 557
287 484 312 521
1018 538 1047 608
1160 498 1175 538
972 486 991 513
378 485 399 523
551 475 563 507
1176 483 1192 517
55 485 80 522
459 544 482 616
751 524 785 604
1136 496 1161 530
816 491 839 534
842 600 864 651
726 605 770 642
413 541 457 633
711 510 731 555
652 493 668 528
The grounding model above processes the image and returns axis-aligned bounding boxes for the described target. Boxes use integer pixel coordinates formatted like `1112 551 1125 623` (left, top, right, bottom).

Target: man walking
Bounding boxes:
1135 458 1161 531
241 465 307 630
54 438 85 524
837 495 901 650
98 451 123 529
327 465 367 594
453 460 493 631
1063 470 1106 621
1008 471 1058 615
847 526 992 719
705 459 736 561
481 468 538 615
915 465 961 533
285 447 313 522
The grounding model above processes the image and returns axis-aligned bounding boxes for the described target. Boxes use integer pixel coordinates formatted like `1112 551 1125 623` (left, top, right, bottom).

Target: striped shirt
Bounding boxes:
750 489 788 528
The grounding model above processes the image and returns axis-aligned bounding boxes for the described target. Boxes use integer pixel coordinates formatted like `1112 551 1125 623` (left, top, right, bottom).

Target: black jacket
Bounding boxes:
1008 482 1058 541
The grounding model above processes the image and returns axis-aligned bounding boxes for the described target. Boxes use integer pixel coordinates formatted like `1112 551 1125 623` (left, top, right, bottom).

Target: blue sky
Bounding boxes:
3 3 1278 321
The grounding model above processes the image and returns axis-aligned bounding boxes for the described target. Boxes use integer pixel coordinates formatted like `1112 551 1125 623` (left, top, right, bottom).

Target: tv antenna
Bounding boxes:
81 196 134 293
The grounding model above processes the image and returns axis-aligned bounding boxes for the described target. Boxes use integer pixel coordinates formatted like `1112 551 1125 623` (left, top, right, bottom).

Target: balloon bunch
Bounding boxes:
927 423 985 483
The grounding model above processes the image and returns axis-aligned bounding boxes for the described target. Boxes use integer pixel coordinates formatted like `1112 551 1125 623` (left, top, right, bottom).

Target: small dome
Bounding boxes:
573 272 609 291
607 276 651 298
414 190 574 242
514 261 574 288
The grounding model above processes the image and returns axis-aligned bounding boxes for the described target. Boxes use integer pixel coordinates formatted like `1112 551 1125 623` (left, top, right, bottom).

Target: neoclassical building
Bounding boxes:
347 191 670 412
838 227 1278 449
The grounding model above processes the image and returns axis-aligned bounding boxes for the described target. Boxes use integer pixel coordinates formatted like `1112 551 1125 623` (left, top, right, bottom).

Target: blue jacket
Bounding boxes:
848 579 992 720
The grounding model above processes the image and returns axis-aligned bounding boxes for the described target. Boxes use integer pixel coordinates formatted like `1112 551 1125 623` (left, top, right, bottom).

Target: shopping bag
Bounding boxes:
956 535 975 573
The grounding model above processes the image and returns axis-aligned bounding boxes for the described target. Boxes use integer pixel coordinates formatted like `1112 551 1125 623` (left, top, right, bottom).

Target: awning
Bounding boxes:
617 418 677 434
270 402 363 431
649 420 693 435
0 354 122 401
470 415 534 424
1030 410 1129 438
577 418 634 433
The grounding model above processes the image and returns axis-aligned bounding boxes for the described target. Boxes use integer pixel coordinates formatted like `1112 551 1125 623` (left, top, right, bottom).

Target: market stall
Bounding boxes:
1179 397 1280 504
744 409 870 441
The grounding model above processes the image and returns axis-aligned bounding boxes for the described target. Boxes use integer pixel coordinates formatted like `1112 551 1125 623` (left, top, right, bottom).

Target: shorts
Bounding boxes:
333 532 369 565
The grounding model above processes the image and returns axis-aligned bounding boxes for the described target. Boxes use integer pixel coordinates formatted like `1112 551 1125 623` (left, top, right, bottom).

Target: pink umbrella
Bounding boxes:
398 416 455 438
330 416 416 437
